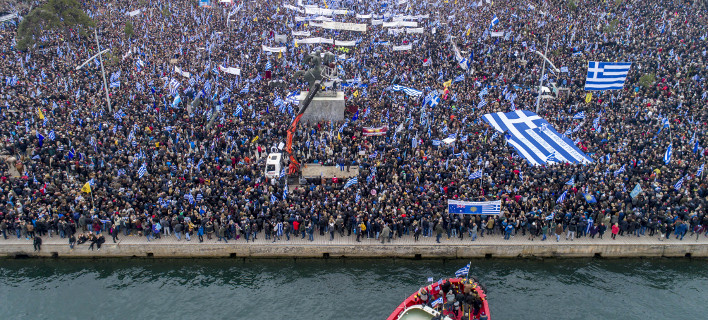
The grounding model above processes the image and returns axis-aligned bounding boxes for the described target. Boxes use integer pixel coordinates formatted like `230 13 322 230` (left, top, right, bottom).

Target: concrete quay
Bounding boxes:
1 233 707 259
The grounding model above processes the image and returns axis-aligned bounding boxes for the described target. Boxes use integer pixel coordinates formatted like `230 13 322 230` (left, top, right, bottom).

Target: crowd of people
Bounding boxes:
1 0 708 251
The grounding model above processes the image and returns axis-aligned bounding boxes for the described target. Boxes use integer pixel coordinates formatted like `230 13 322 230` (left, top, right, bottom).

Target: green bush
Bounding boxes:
16 0 95 50
568 0 578 11
124 21 134 39
638 73 656 89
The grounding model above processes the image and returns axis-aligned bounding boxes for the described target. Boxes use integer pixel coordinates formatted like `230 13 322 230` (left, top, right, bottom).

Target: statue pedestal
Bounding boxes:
297 91 345 123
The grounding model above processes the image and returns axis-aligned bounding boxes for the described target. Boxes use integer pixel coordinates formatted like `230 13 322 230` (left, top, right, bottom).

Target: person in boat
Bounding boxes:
415 288 429 306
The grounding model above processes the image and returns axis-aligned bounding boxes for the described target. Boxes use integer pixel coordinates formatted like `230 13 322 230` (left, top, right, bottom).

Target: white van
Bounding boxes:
265 153 283 179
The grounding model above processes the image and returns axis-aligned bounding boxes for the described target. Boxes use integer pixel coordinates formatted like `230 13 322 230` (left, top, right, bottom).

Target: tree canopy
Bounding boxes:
16 0 95 50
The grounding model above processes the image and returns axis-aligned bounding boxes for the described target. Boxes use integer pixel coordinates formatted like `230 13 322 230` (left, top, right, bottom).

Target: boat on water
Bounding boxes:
387 265 489 320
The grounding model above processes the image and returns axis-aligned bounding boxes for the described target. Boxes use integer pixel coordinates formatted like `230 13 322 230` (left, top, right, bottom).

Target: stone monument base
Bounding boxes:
297 91 345 123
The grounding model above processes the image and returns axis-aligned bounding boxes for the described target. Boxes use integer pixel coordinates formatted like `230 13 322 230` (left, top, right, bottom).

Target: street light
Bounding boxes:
535 34 551 113
76 29 112 112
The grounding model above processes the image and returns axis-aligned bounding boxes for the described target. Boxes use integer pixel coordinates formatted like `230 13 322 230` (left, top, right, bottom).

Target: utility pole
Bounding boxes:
95 28 112 112
535 34 550 113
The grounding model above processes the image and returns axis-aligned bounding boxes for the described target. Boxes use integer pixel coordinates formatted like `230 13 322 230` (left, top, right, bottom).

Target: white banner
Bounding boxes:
295 16 333 22
262 45 287 53
371 19 383 26
491 31 504 37
392 44 413 51
407 27 424 34
283 4 303 12
295 37 334 44
304 7 349 16
127 9 142 17
356 14 372 19
313 21 367 32
274 34 287 43
292 30 311 36
388 28 405 35
383 21 418 28
219 65 241 76
174 66 191 78
334 40 357 47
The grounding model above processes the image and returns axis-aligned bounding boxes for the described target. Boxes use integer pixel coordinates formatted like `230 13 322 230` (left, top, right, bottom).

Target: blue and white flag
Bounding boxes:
468 169 483 180
556 190 567 203
566 176 575 185
573 111 585 119
453 74 465 83
664 144 672 164
370 76 378 83
48 130 56 140
546 151 560 163
431 296 444 307
270 194 277 203
137 163 147 179
343 177 358 188
389 84 423 96
614 164 626 176
454 263 470 278
584 61 632 91
490 14 499 29
447 200 502 215
240 83 250 94
674 176 685 191
482 110 593 165
265 60 272 71
698 164 704 177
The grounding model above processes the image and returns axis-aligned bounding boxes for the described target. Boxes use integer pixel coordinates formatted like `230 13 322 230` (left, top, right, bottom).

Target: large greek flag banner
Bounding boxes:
584 61 632 91
482 110 593 165
448 200 502 215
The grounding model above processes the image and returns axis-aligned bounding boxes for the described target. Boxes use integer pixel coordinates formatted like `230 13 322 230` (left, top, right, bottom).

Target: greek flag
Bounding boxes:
479 87 488 98
286 91 300 104
273 96 284 107
490 14 499 29
698 164 704 177
196 194 203 202
240 83 250 94
482 110 593 165
279 168 286 179
584 61 632 91
270 194 277 203
560 66 568 73
283 184 288 200
454 262 470 278
573 111 585 119
343 177 358 188
468 169 483 180
265 60 272 71
137 163 147 179
48 130 55 140
674 176 685 191
453 74 465 83
664 144 672 164
566 176 575 185
370 76 378 83
431 296 444 307
389 84 423 97
477 100 487 108
546 151 559 163
556 190 567 203
110 80 121 88
614 164 626 176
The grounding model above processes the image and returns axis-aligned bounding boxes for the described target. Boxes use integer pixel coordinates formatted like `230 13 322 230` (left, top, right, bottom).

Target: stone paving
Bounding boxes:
3 229 707 247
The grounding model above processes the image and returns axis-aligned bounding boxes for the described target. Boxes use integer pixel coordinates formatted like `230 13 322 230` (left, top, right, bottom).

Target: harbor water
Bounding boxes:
0 258 706 319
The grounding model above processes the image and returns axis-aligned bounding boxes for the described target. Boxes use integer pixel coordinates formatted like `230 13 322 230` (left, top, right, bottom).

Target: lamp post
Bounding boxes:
76 29 112 112
535 34 551 113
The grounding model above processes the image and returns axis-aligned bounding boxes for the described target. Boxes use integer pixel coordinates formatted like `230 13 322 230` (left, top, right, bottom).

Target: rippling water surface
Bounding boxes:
1 258 706 319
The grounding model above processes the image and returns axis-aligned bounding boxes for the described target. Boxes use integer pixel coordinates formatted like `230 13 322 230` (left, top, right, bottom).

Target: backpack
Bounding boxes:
360 223 366 231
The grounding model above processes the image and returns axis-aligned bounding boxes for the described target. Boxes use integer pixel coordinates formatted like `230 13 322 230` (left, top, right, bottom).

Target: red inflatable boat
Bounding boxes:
387 277 490 320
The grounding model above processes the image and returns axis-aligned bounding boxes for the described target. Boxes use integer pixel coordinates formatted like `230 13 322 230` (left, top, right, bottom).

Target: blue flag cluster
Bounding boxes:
482 110 593 166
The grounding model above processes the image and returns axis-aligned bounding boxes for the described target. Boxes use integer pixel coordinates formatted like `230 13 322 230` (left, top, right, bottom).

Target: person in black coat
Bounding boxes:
33 236 42 251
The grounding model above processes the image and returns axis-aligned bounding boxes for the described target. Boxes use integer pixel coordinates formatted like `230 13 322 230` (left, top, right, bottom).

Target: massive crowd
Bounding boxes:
1 0 708 249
